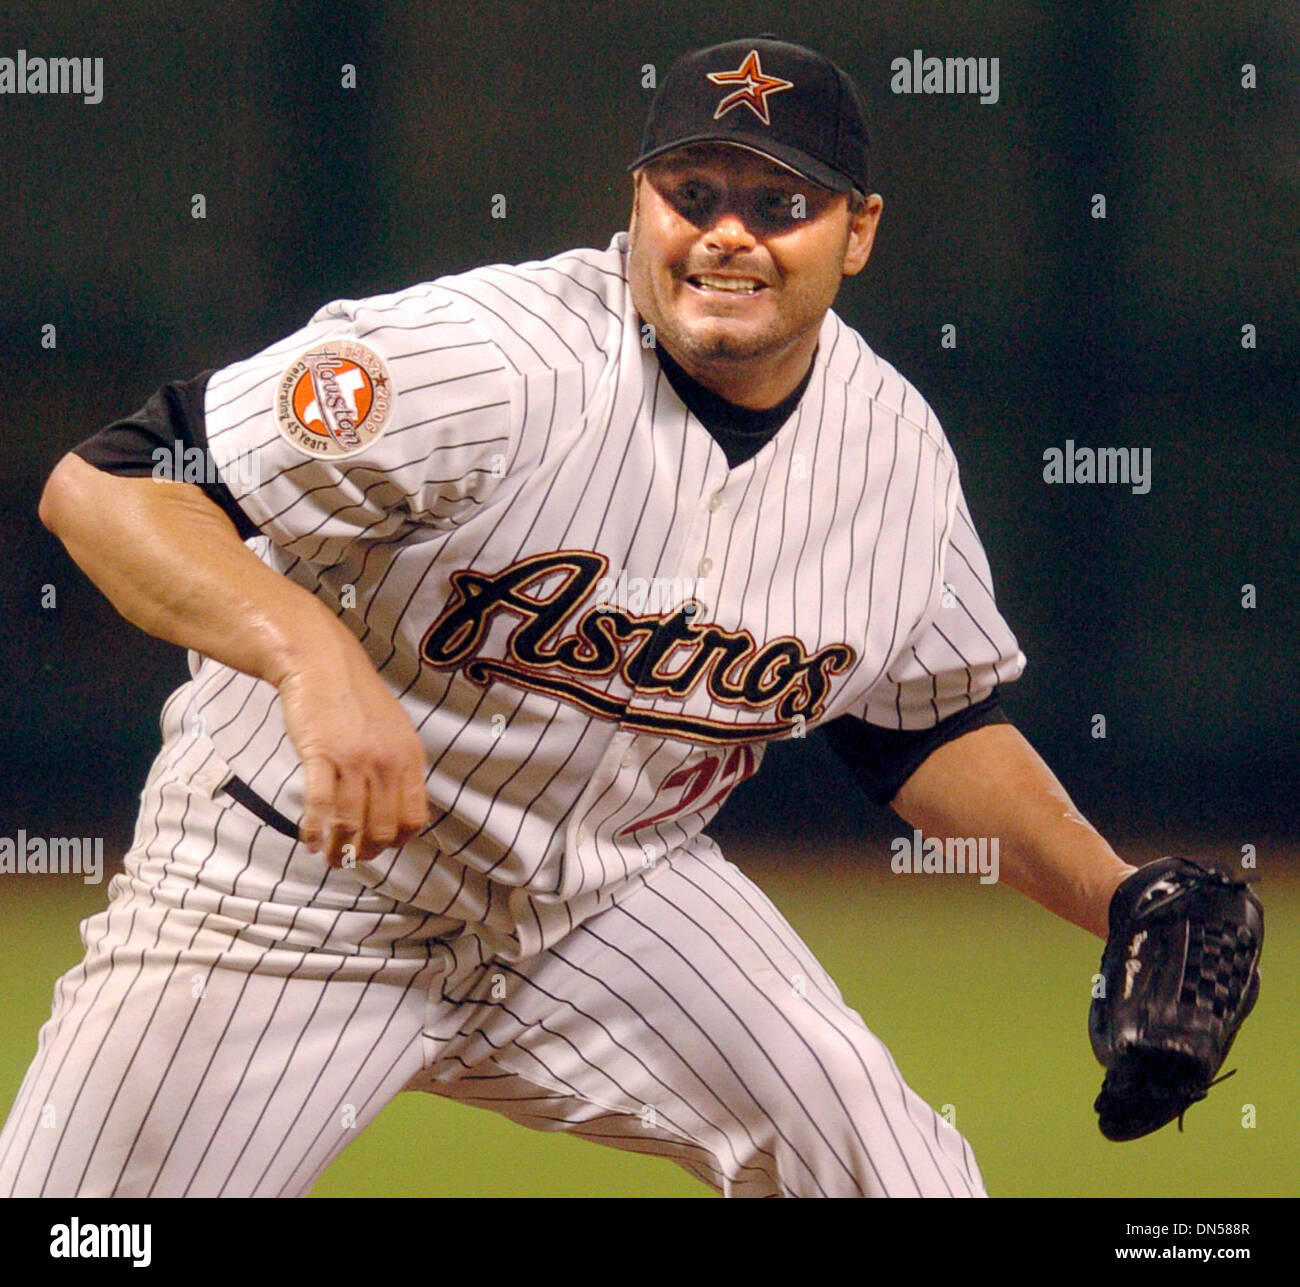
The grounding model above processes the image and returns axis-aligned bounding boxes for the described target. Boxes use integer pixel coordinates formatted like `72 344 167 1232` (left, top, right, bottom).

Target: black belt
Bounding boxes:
217 774 300 841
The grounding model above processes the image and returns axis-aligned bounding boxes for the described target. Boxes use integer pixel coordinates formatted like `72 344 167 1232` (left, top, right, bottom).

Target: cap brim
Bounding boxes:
627 135 854 192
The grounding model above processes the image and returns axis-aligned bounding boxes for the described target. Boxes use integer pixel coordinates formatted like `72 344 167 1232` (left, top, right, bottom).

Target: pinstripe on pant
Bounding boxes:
0 852 983 1197
0 754 984 1197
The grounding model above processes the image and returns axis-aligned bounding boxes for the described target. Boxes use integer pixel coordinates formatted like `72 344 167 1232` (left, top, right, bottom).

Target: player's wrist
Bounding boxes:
261 596 362 692
1090 862 1139 938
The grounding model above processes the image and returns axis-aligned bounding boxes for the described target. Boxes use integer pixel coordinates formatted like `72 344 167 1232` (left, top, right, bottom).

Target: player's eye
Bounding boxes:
668 180 719 222
747 190 806 231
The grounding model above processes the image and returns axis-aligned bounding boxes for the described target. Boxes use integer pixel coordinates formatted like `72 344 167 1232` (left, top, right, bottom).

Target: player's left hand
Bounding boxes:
1088 857 1263 1140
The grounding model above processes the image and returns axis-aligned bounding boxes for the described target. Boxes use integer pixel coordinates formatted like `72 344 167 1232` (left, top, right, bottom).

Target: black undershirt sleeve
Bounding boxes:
71 371 261 540
821 689 1009 807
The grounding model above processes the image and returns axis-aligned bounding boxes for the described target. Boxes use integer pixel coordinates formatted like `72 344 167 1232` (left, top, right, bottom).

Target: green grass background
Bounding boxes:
2 846 1293 1198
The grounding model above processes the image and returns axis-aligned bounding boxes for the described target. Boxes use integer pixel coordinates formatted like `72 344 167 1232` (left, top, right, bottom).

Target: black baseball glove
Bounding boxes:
1088 857 1263 1141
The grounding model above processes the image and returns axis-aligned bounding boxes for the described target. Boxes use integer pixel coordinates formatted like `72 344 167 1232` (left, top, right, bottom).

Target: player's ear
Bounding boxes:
841 193 883 277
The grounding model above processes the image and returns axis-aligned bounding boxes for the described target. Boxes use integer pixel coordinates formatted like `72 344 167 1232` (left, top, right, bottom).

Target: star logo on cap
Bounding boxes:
706 50 794 126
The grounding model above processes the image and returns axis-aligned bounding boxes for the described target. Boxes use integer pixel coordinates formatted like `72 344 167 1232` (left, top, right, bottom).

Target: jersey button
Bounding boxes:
697 556 714 577
707 491 724 512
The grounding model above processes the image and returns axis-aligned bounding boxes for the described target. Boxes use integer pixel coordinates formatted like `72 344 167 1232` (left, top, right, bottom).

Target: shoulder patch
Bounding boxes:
275 339 393 458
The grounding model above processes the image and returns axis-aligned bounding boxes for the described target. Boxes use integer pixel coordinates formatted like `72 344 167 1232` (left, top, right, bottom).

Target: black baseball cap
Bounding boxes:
629 36 870 194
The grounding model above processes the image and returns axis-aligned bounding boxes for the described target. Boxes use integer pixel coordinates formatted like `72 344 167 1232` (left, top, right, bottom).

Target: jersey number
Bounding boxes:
615 745 758 838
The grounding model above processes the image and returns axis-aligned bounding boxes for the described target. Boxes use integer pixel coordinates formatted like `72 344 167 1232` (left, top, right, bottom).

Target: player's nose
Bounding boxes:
702 210 759 255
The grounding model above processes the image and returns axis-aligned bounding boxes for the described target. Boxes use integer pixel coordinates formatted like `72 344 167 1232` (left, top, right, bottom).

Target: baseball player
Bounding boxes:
2 36 1254 1199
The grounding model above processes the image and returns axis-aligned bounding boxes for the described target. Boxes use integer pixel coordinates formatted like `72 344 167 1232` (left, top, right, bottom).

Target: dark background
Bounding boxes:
3 0 1296 857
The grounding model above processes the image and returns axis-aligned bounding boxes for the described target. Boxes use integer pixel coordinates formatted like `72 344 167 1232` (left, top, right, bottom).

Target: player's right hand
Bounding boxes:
275 642 430 868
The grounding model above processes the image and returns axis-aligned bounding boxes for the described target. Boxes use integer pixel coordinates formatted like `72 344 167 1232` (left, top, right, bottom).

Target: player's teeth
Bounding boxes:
695 275 759 293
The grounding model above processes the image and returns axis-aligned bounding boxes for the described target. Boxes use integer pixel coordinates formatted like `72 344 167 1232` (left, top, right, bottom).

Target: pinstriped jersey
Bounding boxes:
195 230 1025 932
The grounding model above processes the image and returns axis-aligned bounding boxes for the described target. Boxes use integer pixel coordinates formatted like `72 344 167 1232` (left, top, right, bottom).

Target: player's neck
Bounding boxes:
657 339 817 410
655 341 815 439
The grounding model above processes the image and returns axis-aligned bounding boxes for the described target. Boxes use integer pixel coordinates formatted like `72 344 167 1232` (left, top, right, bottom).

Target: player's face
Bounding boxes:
627 143 882 408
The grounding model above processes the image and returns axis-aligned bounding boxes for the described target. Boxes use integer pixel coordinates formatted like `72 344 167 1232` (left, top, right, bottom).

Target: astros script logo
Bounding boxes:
276 339 393 458
421 551 855 744
707 50 794 125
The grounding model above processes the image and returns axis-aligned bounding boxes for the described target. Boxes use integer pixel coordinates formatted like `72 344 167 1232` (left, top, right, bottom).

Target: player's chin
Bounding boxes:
680 323 777 364
674 301 774 343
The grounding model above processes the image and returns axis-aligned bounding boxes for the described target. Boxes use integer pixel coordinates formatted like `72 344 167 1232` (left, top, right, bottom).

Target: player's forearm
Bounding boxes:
39 452 349 686
890 722 1135 938
42 452 430 862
